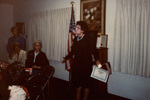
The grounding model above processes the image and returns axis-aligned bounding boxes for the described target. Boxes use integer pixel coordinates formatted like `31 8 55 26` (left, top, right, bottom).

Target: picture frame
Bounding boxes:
16 22 25 34
96 34 108 48
81 0 106 35
100 34 108 48
91 65 109 83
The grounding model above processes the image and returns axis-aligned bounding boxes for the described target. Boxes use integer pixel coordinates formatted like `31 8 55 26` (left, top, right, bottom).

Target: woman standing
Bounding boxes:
62 21 100 100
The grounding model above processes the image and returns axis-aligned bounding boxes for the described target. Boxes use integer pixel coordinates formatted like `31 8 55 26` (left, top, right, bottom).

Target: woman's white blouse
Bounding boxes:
8 50 26 66
8 85 26 100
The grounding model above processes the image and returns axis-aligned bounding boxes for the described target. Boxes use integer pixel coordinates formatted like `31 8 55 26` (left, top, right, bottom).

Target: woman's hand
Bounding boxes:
32 65 41 69
62 58 67 63
9 51 17 59
96 60 101 67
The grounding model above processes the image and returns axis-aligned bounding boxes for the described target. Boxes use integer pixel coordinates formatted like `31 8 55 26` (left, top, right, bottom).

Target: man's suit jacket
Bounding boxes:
25 50 49 68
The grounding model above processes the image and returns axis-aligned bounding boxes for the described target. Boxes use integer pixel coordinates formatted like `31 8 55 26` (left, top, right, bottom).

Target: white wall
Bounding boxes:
12 0 81 81
0 4 13 62
106 0 150 100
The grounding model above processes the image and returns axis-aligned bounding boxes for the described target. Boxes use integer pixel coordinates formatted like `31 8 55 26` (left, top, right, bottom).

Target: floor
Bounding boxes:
44 77 130 100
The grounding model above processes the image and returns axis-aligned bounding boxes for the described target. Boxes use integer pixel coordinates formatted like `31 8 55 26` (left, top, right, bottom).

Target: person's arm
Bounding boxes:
33 53 49 69
9 51 16 60
92 48 99 61
43 53 49 66
8 52 16 64
62 43 75 63
62 37 76 63
88 36 101 65
92 47 101 66
62 51 74 63
65 50 74 60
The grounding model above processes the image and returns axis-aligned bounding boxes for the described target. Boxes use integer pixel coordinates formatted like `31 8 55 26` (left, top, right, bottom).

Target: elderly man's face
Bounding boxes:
35 43 41 51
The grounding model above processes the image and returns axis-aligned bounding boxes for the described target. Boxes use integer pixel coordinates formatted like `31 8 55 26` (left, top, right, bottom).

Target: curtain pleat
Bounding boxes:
112 0 150 78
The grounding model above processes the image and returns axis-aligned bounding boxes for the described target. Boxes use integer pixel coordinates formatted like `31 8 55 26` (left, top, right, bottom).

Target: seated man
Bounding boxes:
25 40 49 71
8 42 26 66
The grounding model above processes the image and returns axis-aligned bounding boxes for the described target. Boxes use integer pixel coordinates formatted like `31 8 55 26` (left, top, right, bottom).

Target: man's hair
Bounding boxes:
6 63 25 86
11 26 18 33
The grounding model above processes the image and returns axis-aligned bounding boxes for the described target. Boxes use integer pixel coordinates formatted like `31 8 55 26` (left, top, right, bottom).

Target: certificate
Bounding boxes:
91 65 109 83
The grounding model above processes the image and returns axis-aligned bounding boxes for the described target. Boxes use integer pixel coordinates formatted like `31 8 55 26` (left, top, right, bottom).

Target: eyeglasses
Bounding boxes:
76 26 81 30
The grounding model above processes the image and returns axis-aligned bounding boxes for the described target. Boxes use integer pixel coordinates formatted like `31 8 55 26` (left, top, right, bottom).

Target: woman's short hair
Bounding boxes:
13 42 21 49
6 63 25 86
76 21 89 33
33 40 42 49
11 26 18 33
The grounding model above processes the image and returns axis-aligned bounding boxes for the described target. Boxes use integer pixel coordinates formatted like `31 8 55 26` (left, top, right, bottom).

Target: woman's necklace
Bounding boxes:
77 34 85 41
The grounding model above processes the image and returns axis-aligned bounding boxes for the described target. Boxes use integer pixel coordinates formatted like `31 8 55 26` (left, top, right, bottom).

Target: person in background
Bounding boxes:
7 26 26 57
25 40 49 70
62 21 101 100
8 42 26 66
6 63 29 100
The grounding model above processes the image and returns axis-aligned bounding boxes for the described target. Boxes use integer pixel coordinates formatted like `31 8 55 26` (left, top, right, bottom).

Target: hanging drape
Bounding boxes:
28 7 73 61
112 0 150 77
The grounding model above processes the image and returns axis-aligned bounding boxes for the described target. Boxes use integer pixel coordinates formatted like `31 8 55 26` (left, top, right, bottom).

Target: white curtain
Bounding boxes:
112 0 150 77
28 7 72 61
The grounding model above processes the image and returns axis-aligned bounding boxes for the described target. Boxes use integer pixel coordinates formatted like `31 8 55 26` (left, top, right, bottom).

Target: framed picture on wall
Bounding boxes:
16 22 25 34
81 0 106 35
100 34 108 48
96 34 108 48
